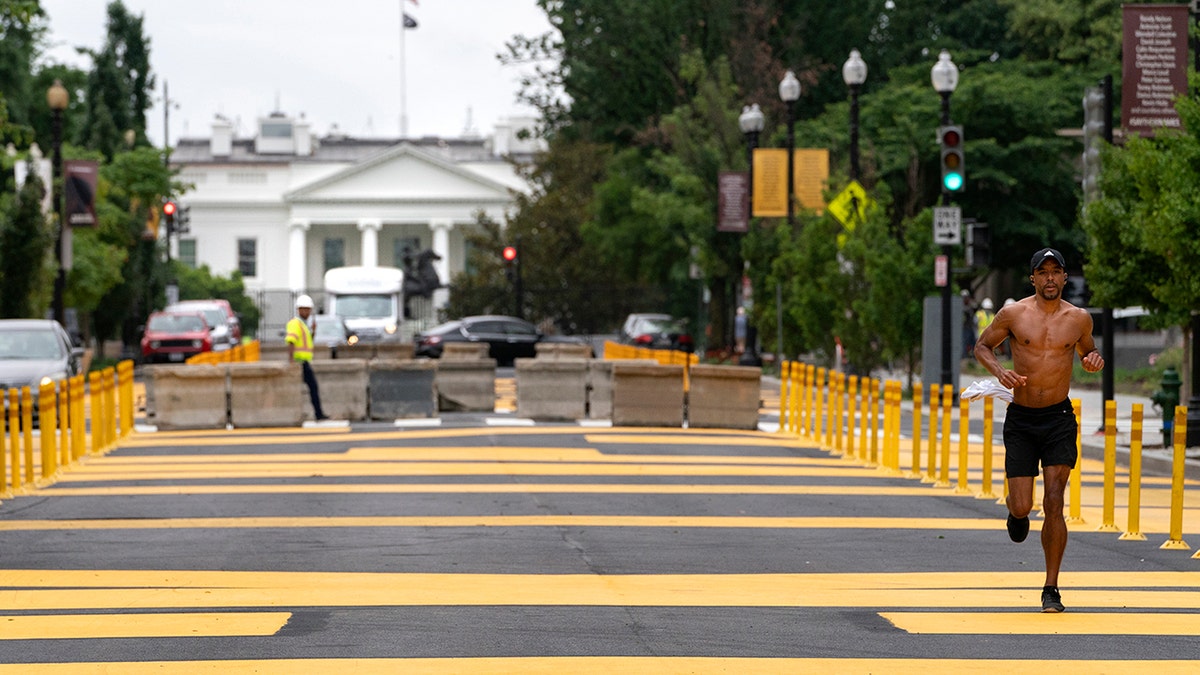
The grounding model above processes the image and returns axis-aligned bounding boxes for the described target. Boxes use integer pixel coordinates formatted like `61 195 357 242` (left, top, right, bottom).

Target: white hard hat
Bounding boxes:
296 294 314 309
982 298 994 310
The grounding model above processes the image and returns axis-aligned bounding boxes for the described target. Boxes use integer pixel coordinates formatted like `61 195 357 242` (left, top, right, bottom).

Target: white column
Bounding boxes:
288 219 310 291
428 219 454 309
358 218 382 267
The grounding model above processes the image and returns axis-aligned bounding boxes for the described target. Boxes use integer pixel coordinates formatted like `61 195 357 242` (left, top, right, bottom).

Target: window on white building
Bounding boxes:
178 239 197 268
393 237 421 270
324 237 345 271
237 238 257 277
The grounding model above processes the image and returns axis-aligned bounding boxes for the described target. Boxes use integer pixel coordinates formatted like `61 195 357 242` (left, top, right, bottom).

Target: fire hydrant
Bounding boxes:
1150 367 1182 446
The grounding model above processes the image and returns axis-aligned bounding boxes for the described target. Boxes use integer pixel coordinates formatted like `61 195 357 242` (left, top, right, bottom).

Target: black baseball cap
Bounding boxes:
1030 247 1066 273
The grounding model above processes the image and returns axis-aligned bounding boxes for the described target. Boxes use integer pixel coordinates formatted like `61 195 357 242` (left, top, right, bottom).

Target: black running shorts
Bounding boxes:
1003 398 1078 478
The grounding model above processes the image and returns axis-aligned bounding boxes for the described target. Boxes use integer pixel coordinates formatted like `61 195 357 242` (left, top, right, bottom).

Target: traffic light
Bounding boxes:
176 204 191 234
938 125 965 193
502 245 517 282
966 221 990 268
1082 86 1106 204
162 200 177 235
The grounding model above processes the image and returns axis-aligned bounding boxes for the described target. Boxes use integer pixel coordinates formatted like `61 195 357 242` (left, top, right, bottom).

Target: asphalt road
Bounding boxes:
2 412 1200 672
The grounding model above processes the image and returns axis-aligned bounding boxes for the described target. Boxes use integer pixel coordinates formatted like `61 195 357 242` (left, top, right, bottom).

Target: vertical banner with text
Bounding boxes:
751 148 831 218
1122 3 1189 136
717 171 749 232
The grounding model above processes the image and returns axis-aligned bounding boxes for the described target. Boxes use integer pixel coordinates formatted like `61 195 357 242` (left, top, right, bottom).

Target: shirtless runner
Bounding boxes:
974 247 1105 613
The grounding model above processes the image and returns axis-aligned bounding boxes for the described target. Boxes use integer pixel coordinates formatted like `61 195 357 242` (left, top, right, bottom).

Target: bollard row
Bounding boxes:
0 360 137 499
778 360 1196 557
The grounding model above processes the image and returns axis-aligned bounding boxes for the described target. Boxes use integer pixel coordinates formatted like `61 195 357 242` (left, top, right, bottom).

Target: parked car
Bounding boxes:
140 312 213 364
165 299 240 348
311 314 358 357
0 319 84 421
619 313 694 353
415 315 590 366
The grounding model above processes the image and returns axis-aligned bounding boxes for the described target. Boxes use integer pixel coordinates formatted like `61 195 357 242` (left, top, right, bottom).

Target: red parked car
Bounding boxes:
141 311 213 363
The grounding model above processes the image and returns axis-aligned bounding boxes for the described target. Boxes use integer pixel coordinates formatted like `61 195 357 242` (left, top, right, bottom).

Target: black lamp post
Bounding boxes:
778 70 801 226
842 49 867 182
738 103 764 219
931 49 959 391
46 79 69 326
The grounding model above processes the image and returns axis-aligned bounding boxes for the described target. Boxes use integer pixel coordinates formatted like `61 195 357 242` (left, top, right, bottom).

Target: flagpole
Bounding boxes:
399 2 408 138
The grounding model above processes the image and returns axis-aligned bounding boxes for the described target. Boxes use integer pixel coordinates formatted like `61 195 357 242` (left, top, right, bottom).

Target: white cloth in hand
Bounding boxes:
960 379 1013 402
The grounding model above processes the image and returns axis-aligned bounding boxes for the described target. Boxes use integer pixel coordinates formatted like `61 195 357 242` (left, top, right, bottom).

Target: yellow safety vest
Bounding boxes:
286 316 314 362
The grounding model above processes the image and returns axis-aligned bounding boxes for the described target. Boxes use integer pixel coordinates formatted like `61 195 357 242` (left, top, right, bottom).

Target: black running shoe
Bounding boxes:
1041 587 1065 613
1007 513 1030 543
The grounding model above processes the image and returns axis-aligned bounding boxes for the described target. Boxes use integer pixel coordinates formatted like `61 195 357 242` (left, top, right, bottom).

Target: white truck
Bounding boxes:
323 266 405 342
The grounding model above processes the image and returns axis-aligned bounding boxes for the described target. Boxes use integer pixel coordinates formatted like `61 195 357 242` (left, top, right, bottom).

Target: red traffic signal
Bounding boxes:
163 200 177 217
502 246 517 262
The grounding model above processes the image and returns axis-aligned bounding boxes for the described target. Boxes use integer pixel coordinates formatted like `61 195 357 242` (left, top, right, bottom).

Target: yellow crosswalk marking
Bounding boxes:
0 612 291 640
882 611 1200 635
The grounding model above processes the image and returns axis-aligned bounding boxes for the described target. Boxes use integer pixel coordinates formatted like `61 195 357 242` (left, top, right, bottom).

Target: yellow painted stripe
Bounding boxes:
123 426 769 446
3 659 1199 675
35 483 941 497
0 515 1018 531
3 570 1200 611
0 612 291 640
882 611 1200 635
52 462 887 480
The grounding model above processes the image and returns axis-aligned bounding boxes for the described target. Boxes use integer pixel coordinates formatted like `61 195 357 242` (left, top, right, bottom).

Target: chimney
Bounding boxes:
294 115 312 156
211 115 233 157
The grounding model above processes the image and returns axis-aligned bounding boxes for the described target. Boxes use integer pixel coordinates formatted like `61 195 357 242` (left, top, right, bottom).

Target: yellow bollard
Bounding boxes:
889 381 903 473
58 376 70 469
814 368 825 446
104 366 118 445
833 372 845 455
923 384 939 483
779 361 791 434
38 382 58 481
9 388 21 492
1067 399 1084 524
857 378 870 463
1162 406 1190 550
910 383 923 479
0 390 9 498
87 372 102 455
936 385 952 487
977 397 998 499
955 396 971 494
878 381 893 471
71 375 86 461
21 387 33 487
867 379 880 467
791 363 803 436
806 365 816 438
1098 400 1121 532
119 360 135 438
846 375 859 459
1120 404 1147 541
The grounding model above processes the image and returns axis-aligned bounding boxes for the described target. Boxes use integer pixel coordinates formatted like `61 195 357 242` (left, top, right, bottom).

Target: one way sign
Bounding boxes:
933 206 961 246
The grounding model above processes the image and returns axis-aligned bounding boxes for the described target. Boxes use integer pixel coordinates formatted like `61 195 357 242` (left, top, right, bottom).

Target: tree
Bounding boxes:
75 1 154 158
0 165 53 317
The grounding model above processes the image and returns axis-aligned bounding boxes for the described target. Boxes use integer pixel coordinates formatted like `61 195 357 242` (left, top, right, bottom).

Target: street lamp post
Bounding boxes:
46 79 69 327
778 70 801 226
738 103 764 219
842 49 867 182
930 49 959 391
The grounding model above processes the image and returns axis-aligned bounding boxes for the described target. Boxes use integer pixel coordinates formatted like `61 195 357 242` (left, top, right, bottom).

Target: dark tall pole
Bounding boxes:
848 84 861 182
47 80 69 326
785 101 796 226
939 91 953 391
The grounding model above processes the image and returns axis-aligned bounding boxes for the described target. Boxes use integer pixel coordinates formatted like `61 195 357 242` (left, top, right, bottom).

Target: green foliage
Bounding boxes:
0 165 53 317
76 1 154 158
172 262 261 338
1083 88 1200 327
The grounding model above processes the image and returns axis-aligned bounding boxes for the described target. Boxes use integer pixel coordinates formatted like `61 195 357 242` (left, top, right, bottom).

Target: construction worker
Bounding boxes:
975 297 996 338
287 294 328 421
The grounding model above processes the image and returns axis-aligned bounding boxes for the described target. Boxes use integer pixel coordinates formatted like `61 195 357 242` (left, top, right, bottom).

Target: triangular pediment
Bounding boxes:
284 142 519 203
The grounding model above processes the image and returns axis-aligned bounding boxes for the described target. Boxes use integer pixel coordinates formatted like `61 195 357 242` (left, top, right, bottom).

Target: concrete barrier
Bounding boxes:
611 362 685 427
436 359 497 412
368 359 438 419
687 364 762 430
258 342 291 362
229 361 305 427
516 358 588 420
442 343 489 360
374 342 415 361
588 359 658 420
336 342 377 361
150 364 228 430
535 342 593 360
308 359 370 421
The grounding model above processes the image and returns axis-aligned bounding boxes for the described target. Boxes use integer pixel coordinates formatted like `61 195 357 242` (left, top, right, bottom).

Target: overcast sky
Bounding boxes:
38 0 555 145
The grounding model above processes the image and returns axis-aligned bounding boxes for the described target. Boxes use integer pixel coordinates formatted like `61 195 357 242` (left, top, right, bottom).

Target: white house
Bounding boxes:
169 111 541 336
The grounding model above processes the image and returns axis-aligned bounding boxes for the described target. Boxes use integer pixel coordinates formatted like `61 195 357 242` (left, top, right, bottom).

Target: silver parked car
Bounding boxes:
0 319 84 421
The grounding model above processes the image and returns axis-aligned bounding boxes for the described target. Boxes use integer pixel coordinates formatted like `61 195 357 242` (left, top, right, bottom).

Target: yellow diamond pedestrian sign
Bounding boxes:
828 180 871 228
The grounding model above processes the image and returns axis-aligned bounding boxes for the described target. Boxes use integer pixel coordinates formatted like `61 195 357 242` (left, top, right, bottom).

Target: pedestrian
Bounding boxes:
975 297 995 337
974 247 1104 613
734 306 747 354
287 294 328 421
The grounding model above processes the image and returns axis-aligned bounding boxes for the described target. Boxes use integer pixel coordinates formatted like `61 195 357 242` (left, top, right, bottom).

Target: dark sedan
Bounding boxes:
0 319 84 422
415 315 588 366
619 313 694 353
